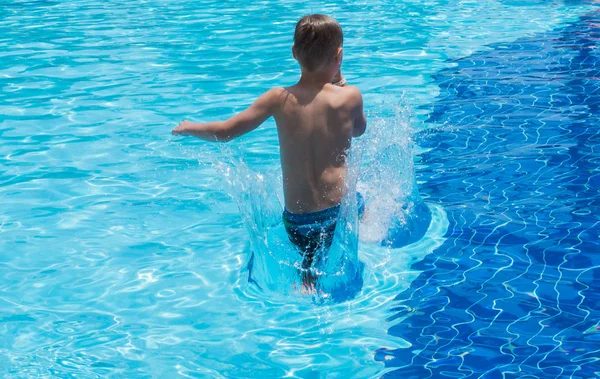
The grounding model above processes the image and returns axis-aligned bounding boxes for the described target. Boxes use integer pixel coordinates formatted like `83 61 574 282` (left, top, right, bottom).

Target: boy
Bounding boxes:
172 14 367 276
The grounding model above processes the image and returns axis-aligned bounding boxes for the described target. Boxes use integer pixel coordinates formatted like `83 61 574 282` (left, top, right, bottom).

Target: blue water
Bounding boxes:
1 0 599 378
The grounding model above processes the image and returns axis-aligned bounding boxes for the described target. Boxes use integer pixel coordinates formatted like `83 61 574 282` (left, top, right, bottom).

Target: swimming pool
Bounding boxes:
1 0 598 378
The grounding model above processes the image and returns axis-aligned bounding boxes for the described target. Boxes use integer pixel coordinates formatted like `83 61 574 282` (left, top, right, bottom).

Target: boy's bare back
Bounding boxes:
273 83 365 213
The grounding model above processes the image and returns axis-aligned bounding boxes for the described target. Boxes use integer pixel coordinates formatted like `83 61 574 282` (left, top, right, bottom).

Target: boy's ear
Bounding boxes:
335 47 343 63
292 45 297 60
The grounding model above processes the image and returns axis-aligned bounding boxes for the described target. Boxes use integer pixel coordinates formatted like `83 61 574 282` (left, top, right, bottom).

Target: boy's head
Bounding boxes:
293 14 343 73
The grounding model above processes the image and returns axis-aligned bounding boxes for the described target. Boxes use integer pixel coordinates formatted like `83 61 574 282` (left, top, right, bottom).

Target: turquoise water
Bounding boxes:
1 0 597 377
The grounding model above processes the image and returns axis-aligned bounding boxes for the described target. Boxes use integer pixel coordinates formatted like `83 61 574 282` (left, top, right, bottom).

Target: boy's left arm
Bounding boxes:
172 88 280 142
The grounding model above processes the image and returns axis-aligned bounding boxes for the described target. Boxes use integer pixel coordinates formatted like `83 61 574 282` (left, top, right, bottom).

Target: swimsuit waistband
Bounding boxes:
283 204 340 225
282 193 364 225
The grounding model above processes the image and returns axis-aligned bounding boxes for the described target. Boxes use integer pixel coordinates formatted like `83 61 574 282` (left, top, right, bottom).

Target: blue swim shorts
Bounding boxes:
282 193 365 269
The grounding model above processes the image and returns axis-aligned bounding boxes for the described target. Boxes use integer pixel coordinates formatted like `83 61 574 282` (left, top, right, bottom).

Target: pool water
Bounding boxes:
1 0 599 378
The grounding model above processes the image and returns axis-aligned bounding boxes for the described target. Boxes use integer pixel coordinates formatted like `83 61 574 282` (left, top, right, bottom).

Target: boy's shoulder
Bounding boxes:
327 84 363 110
338 84 362 101
261 86 288 105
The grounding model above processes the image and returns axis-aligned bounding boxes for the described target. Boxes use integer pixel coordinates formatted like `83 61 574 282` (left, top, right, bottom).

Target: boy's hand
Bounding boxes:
332 70 346 87
172 121 191 135
332 70 342 82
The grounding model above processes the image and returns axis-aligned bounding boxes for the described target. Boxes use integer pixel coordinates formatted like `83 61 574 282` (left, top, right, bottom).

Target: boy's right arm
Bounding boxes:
172 88 281 142
347 86 367 137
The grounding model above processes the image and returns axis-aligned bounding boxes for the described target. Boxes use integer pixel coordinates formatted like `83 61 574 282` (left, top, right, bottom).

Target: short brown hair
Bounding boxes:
293 14 343 72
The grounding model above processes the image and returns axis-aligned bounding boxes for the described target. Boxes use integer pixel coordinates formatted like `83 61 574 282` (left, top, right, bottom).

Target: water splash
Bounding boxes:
216 98 433 303
356 99 432 248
